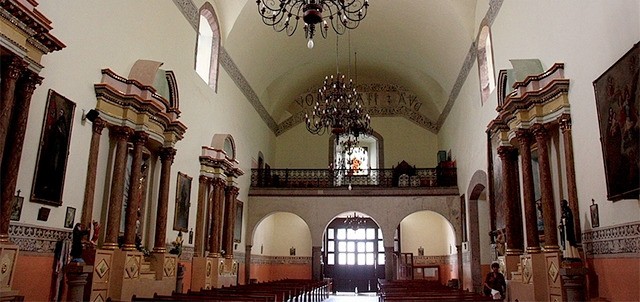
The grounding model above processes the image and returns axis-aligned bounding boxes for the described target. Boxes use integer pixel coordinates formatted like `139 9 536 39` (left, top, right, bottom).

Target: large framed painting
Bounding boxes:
234 200 243 243
593 42 640 201
173 172 192 232
31 90 76 206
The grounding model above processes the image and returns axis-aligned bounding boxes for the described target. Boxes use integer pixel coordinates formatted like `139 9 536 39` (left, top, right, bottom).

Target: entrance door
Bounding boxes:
323 217 385 292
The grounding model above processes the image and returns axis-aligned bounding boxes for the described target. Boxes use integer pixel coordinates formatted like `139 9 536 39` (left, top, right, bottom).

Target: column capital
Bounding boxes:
226 185 240 195
91 117 106 134
109 125 133 141
211 177 226 188
559 114 572 132
497 145 517 160
132 131 149 145
159 147 176 162
21 71 44 94
531 123 548 139
2 57 28 80
515 129 532 146
199 174 210 184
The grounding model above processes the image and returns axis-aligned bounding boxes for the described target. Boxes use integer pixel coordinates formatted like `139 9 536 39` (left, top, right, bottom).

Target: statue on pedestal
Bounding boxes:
71 223 90 263
559 199 580 261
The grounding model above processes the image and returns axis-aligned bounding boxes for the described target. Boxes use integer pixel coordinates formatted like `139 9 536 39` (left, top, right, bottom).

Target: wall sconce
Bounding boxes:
81 109 100 123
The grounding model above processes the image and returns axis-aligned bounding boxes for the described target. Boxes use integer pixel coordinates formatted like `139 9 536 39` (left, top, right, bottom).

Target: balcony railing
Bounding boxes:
250 167 457 188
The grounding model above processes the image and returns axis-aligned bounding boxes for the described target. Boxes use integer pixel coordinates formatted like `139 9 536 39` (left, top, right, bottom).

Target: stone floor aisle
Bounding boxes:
324 292 378 302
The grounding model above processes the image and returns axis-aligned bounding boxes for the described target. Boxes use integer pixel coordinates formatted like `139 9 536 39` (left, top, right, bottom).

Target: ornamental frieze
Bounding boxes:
9 223 71 254
582 222 640 256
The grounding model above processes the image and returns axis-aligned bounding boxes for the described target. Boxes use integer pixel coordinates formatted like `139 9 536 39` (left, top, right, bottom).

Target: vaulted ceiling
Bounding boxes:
207 0 484 134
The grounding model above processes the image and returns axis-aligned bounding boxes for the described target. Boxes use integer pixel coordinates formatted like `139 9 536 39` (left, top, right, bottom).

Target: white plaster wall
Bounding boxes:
18 1 274 252
439 0 640 235
250 212 312 257
275 117 439 168
401 211 456 256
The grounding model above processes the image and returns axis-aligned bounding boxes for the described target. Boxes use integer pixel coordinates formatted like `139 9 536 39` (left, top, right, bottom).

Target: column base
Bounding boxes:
0 242 19 295
191 255 237 291
65 262 93 302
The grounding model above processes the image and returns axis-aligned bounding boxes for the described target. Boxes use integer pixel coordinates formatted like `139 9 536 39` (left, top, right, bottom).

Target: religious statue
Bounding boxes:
70 223 90 262
559 199 580 260
169 231 184 257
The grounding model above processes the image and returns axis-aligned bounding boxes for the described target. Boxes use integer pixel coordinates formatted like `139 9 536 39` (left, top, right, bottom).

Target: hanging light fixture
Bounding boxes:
305 33 371 138
344 212 366 230
256 0 370 49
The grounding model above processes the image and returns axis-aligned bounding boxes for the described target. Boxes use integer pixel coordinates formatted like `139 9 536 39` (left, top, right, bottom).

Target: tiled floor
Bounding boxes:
325 292 378 302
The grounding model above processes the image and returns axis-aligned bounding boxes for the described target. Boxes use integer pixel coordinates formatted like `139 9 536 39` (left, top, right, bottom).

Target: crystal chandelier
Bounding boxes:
256 0 370 49
305 73 371 137
344 212 366 230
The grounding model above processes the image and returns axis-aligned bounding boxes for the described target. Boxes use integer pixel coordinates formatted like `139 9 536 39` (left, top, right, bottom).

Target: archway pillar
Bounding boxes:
312 246 322 281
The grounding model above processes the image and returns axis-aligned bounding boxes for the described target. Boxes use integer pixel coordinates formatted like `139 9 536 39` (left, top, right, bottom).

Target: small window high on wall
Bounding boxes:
477 24 496 105
195 2 220 92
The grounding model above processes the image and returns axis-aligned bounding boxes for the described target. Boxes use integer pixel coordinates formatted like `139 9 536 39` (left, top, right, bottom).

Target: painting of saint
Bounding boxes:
173 172 192 232
31 90 76 206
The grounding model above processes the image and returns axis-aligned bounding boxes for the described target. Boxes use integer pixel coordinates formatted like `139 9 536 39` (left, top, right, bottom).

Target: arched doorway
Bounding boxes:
466 170 491 293
323 211 385 293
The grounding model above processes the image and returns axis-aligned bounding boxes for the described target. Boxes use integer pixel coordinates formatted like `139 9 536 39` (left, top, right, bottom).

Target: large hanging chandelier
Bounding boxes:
256 0 370 49
305 73 371 137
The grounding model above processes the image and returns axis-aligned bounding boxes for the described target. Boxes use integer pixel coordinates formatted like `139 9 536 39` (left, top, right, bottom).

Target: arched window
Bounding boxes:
195 2 220 92
477 24 496 105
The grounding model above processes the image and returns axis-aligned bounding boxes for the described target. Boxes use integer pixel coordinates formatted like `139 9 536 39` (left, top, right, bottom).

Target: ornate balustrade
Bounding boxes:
250 167 456 188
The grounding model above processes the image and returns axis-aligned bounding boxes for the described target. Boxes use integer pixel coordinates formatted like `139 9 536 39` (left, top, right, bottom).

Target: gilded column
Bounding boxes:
497 146 523 254
222 185 239 259
153 147 176 253
559 115 581 243
103 126 133 250
208 177 225 257
80 118 106 228
123 131 148 251
245 245 252 284
194 175 209 257
0 72 42 242
0 57 27 169
532 124 559 251
516 129 541 253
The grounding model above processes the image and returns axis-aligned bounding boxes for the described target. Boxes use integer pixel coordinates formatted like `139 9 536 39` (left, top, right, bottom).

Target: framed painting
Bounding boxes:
31 89 76 206
234 200 243 243
593 42 640 201
64 207 76 228
173 172 192 232
590 203 600 228
10 194 23 221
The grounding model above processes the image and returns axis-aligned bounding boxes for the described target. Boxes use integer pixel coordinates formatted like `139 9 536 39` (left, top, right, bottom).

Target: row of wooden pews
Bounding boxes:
132 279 329 302
378 279 494 302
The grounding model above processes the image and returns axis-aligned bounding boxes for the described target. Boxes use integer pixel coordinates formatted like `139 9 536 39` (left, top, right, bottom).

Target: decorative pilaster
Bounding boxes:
153 147 176 253
497 146 524 254
385 246 395 280
64 263 93 302
80 118 106 228
0 72 42 243
209 178 225 257
0 57 27 170
194 175 210 257
103 126 133 250
312 246 322 281
123 131 148 251
516 129 541 253
245 245 252 284
532 124 559 251
222 185 239 259
559 115 581 243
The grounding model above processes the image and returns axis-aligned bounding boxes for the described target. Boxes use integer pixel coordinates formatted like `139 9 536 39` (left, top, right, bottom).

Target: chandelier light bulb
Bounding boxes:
307 38 314 49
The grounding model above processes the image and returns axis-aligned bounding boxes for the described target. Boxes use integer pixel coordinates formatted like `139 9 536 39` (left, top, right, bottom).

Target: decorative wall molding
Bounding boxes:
413 254 457 266
250 254 312 265
582 221 640 257
9 222 71 254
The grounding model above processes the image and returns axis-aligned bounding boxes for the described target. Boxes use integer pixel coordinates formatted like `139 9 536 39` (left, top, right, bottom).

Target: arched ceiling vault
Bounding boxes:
198 0 489 134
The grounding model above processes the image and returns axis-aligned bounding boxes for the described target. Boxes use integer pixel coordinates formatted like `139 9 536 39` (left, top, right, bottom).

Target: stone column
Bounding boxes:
222 185 239 259
0 72 42 242
384 246 394 280
497 146 524 254
0 57 27 169
456 245 463 289
559 115 581 243
123 131 148 251
516 129 541 253
103 126 133 250
209 177 225 257
194 175 209 257
245 245 252 284
80 118 106 228
532 124 559 251
153 147 176 253
312 246 322 281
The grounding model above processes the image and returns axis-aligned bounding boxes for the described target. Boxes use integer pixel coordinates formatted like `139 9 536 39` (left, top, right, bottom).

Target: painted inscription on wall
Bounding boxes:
277 83 438 135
